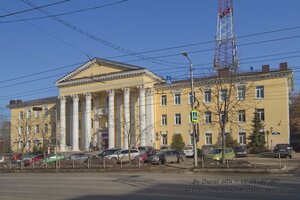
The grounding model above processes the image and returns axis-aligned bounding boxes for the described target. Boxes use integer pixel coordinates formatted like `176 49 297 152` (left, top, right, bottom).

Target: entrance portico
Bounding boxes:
55 58 163 152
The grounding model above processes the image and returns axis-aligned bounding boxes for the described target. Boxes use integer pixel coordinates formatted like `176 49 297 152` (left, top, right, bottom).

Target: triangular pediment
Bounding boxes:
55 57 164 87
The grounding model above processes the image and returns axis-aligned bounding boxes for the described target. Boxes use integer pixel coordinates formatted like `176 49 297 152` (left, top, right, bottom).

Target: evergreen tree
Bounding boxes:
170 134 185 151
248 112 265 152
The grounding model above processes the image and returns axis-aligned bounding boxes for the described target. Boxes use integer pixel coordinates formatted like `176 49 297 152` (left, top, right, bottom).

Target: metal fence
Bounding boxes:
0 157 144 172
198 152 287 169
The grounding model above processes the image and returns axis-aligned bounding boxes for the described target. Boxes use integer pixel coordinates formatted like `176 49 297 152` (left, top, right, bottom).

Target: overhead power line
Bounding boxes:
20 0 181 67
0 0 71 19
0 0 129 23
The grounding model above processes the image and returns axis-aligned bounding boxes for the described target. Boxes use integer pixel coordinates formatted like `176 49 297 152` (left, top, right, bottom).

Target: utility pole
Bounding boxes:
182 52 198 167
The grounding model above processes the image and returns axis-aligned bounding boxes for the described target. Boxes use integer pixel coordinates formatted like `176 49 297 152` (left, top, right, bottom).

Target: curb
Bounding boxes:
192 166 297 174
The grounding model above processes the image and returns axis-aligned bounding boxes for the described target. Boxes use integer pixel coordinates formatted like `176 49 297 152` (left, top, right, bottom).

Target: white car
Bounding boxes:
105 149 140 163
183 146 194 157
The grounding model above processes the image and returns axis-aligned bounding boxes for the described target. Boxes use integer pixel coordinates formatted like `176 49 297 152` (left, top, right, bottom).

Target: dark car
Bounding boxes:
92 148 122 160
234 146 248 157
148 149 181 165
273 144 292 158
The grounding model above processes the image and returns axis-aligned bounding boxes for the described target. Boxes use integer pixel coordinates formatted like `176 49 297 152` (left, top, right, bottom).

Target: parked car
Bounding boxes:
92 148 122 160
11 153 22 164
43 154 65 164
138 146 156 156
24 154 44 166
68 153 90 161
234 146 248 157
134 152 148 163
183 146 194 157
273 144 292 158
22 153 37 161
205 148 235 161
105 149 140 163
148 149 182 165
0 154 5 163
200 145 216 157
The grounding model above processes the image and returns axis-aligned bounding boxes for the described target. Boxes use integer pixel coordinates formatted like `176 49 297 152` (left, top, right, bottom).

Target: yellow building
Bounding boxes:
8 58 293 152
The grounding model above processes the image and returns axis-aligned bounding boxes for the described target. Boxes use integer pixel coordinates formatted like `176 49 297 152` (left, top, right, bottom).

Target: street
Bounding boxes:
0 171 299 200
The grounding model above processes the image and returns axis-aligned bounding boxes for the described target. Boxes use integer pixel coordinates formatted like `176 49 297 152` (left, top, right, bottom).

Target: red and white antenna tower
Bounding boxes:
214 0 238 72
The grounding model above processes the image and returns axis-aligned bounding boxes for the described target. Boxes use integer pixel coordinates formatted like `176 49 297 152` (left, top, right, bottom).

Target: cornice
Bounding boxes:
154 70 293 90
57 69 164 88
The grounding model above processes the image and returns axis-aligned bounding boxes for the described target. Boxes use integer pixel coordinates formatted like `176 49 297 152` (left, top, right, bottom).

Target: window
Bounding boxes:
162 133 168 145
161 95 167 106
204 90 211 103
239 132 246 145
45 124 48 133
26 125 31 134
44 106 48 116
175 113 181 125
238 110 246 122
19 111 24 120
237 86 245 100
35 125 40 134
256 86 264 99
188 92 195 104
161 114 167 125
174 93 181 105
220 111 227 123
205 112 212 123
91 98 94 110
220 89 228 101
26 109 31 119
18 126 23 135
91 119 94 128
34 110 39 119
205 133 212 145
256 108 265 121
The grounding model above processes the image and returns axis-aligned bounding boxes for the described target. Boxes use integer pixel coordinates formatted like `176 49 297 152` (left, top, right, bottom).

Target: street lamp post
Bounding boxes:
182 52 198 167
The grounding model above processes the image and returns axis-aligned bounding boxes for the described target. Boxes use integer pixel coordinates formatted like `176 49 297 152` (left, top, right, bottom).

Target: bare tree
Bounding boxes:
14 110 33 154
198 72 255 163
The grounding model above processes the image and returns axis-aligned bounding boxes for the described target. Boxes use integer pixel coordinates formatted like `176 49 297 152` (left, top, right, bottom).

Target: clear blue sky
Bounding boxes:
0 0 300 119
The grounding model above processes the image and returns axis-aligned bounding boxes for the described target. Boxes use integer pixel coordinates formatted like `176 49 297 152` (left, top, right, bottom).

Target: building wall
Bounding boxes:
10 103 57 153
154 74 291 150
9 67 292 152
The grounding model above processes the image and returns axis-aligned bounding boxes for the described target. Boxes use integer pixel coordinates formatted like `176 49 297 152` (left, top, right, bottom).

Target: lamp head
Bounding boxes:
181 52 188 57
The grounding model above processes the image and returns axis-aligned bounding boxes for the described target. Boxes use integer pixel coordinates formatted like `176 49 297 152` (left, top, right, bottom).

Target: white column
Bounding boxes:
72 94 79 151
146 88 155 146
59 96 66 152
138 86 146 146
122 88 130 149
107 90 115 149
84 93 92 151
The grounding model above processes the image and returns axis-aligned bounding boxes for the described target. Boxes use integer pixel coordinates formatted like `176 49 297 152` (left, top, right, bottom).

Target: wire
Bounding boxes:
20 0 182 67
0 0 129 23
0 0 71 19
0 6 91 59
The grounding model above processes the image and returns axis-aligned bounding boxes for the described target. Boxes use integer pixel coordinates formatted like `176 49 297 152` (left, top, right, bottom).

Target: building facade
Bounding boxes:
9 58 293 152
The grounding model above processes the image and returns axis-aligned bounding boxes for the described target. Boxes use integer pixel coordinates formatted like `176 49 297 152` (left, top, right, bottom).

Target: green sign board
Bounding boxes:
191 110 198 122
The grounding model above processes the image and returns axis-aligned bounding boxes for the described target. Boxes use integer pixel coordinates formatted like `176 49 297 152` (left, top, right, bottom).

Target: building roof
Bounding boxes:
8 96 58 109
55 57 164 87
154 68 294 90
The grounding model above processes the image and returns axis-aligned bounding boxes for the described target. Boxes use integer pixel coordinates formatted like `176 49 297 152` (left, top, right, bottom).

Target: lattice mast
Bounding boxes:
214 0 238 72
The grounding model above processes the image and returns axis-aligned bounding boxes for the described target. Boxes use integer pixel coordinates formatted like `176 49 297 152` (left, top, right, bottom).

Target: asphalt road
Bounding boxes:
0 171 299 200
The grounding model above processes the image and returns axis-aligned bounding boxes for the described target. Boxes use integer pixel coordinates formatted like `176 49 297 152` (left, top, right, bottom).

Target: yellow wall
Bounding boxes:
10 103 57 153
154 75 291 150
